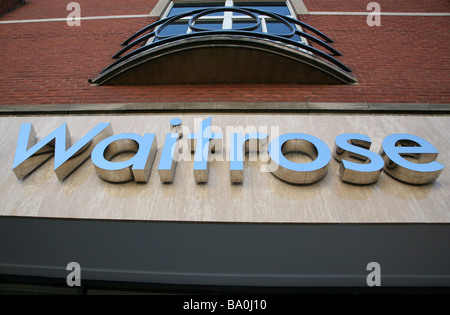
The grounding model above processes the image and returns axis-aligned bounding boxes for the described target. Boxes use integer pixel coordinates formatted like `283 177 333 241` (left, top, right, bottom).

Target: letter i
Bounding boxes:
158 118 183 182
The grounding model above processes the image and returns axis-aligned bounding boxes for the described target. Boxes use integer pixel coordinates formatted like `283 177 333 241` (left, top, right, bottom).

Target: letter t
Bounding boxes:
188 117 222 183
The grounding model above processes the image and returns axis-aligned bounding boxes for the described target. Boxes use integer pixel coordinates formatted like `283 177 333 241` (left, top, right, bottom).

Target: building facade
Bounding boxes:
0 0 449 294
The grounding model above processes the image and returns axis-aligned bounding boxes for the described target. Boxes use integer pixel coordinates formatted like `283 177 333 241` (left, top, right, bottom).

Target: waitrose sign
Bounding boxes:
12 117 444 186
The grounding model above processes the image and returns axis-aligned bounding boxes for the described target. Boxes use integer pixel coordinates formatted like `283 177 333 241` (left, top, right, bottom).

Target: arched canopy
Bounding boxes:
90 7 357 85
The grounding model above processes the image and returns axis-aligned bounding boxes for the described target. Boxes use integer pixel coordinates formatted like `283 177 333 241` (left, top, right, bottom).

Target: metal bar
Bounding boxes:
113 32 155 59
119 26 340 61
294 30 341 56
122 8 212 45
106 7 350 77
282 15 334 43
102 30 351 75
121 19 166 46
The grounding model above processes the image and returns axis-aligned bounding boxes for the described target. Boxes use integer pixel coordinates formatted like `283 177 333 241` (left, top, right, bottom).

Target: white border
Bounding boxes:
0 14 151 24
309 12 450 16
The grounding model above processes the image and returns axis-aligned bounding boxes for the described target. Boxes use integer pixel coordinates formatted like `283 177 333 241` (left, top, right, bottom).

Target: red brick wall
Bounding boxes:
0 0 24 17
1 0 158 20
303 0 450 13
0 0 449 105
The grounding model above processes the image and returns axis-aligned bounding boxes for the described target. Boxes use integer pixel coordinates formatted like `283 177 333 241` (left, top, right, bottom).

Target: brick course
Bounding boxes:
303 0 450 13
0 0 158 20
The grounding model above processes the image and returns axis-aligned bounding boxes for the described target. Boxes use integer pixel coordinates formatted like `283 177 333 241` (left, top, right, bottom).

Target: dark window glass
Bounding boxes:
194 21 223 30
154 22 189 42
234 2 291 16
157 2 303 45
266 21 300 41
168 3 224 16
232 21 263 32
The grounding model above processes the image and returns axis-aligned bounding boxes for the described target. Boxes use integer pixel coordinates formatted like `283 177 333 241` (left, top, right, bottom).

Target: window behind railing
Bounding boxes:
153 0 307 45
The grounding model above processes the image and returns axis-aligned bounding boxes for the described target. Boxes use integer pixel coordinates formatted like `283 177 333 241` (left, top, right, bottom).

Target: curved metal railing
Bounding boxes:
98 7 354 76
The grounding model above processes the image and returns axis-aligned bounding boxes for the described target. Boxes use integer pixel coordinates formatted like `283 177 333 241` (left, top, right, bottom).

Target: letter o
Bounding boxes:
268 133 331 184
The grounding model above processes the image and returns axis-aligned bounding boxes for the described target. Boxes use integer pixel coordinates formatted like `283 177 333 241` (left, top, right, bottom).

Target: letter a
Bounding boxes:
67 2 81 26
367 2 381 26
366 262 381 287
